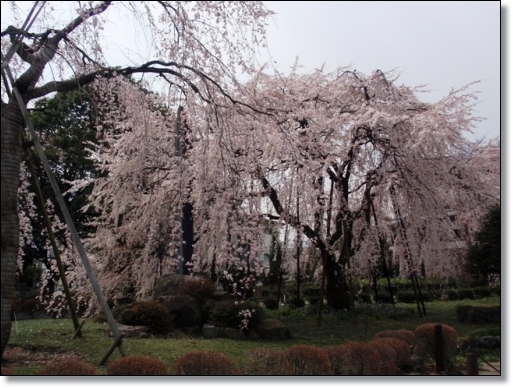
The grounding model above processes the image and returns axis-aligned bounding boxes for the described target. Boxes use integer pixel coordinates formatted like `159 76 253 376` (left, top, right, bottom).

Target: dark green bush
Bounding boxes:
376 292 394 304
288 297 305 308
308 296 321 305
208 300 264 330
491 286 501 297
396 291 416 304
444 289 459 301
429 290 442 301
121 301 174 334
263 297 279 310
472 287 492 298
357 293 372 304
260 289 271 298
421 291 435 302
457 288 475 300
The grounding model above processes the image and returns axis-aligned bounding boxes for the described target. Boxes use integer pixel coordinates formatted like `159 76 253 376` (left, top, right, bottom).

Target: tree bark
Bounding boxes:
1 99 24 356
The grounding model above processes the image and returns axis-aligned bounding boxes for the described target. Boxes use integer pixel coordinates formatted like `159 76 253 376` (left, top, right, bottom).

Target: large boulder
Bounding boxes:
457 305 500 324
255 318 290 340
158 295 202 327
152 274 214 300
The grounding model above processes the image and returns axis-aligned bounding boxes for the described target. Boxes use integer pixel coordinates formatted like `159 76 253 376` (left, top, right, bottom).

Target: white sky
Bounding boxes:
260 1 501 142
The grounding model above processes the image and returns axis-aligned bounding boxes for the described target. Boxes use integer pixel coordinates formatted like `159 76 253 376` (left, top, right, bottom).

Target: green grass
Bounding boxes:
5 296 500 375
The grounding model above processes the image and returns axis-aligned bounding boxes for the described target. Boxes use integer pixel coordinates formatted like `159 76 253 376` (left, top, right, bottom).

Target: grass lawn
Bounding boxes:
3 296 500 375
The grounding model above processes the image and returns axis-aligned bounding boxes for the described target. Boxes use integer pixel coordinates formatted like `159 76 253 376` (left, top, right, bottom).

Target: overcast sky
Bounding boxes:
1 1 501 142
260 1 500 142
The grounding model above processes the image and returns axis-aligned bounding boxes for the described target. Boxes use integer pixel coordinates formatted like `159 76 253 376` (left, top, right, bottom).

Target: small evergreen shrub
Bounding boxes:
429 290 442 301
38 357 98 375
260 289 271 298
208 300 264 330
372 337 412 368
490 285 500 297
1 367 17 375
245 348 292 375
22 298 40 318
472 286 492 298
376 292 394 304
172 351 239 375
288 297 305 309
420 291 434 302
107 356 167 375
444 289 459 301
263 297 279 310
396 291 416 304
357 293 372 304
370 340 398 375
121 301 174 334
414 323 458 365
174 279 216 305
457 288 475 300
285 345 332 375
308 296 321 305
374 329 415 347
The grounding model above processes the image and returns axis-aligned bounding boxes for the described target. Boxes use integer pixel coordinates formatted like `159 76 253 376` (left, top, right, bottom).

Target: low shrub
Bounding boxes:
396 291 416 304
374 329 415 347
288 297 305 309
491 286 501 297
372 337 412 368
285 345 332 375
38 357 98 375
420 291 435 302
172 351 239 375
11 299 21 312
107 356 167 375
370 340 398 375
414 323 458 365
22 298 40 318
429 290 442 301
325 342 380 375
457 288 475 300
174 279 216 305
208 300 264 330
245 348 293 375
472 287 492 298
1 367 17 375
260 289 271 298
263 297 279 310
357 293 372 304
120 301 174 334
376 292 394 304
308 296 321 305
444 289 459 301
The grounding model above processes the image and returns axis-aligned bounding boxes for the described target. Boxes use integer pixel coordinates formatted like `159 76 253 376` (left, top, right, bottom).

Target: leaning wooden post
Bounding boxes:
6 70 127 357
99 334 125 366
465 353 478 375
71 320 86 340
435 323 445 373
23 145 83 338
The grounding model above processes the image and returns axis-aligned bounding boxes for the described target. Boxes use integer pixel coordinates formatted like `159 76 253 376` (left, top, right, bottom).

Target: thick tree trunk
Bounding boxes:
1 100 23 356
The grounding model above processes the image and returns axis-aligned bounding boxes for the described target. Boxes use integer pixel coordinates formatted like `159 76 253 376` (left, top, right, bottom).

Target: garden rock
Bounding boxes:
158 295 202 326
152 274 214 300
109 324 150 338
202 324 219 339
255 318 290 340
456 305 500 324
223 327 244 340
480 336 500 349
